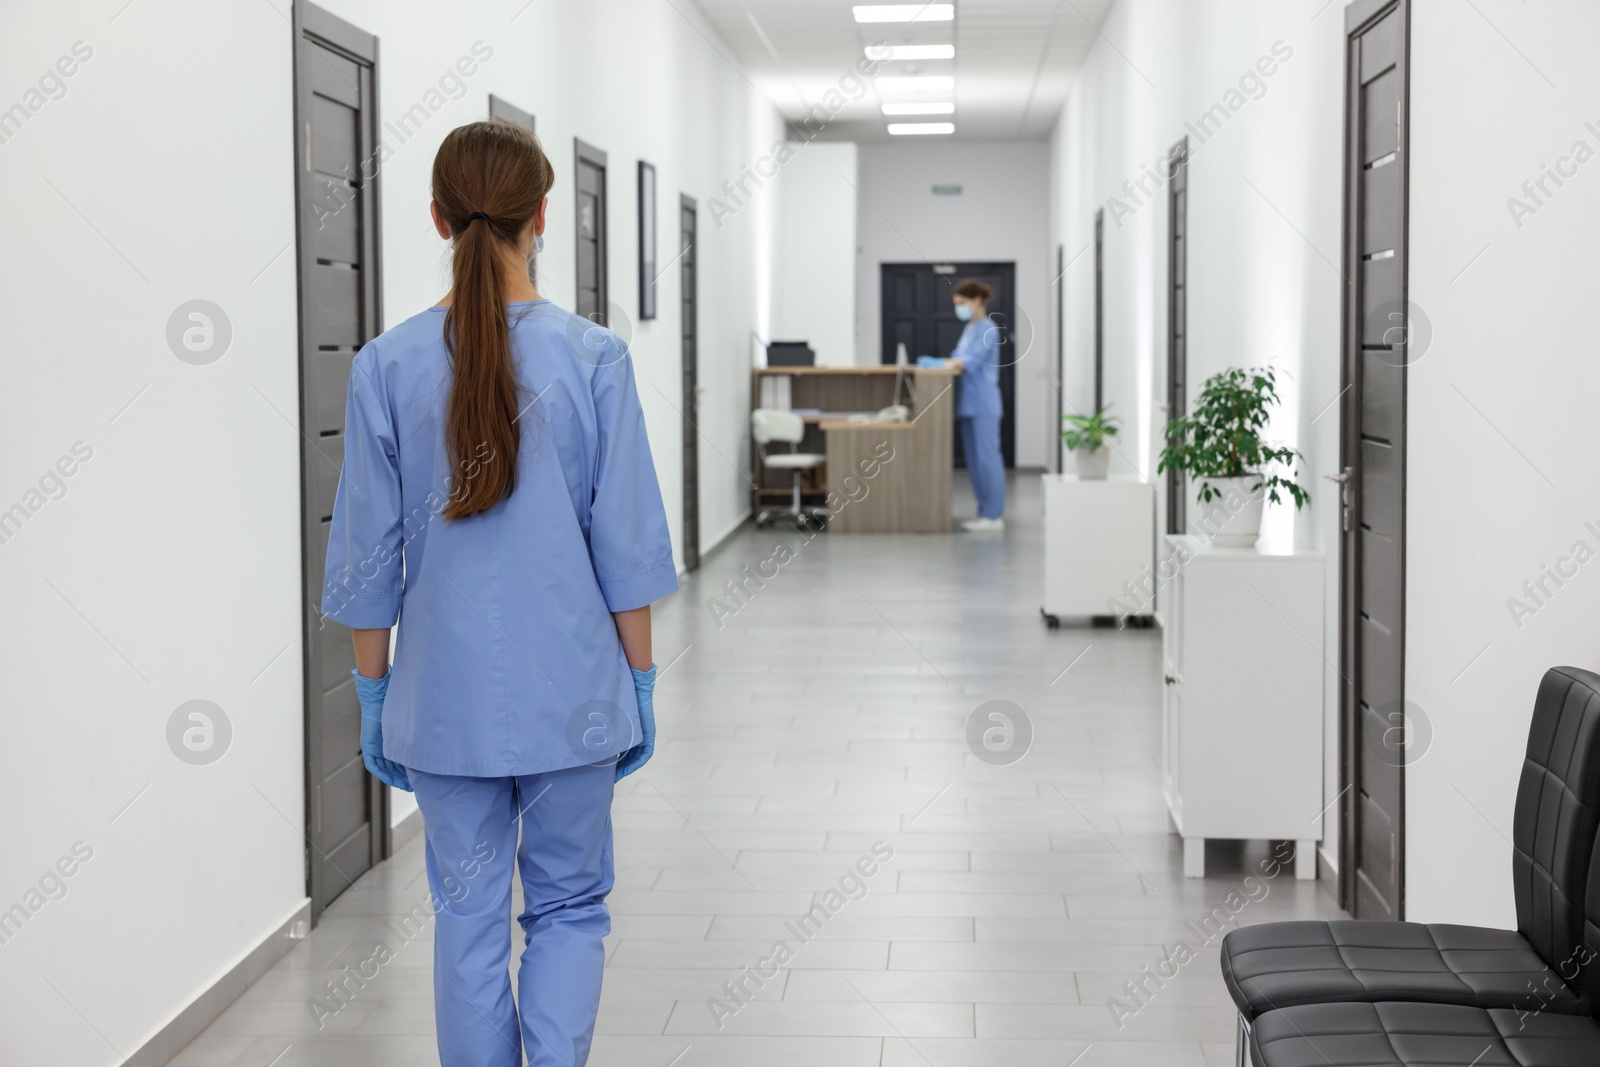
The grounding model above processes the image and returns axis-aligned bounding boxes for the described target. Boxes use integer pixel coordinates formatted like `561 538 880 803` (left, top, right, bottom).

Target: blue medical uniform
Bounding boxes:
410 763 614 1067
951 314 1006 519
321 299 677 1067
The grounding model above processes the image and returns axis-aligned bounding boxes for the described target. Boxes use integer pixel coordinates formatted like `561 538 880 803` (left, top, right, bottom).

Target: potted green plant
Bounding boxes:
1061 406 1119 480
1157 367 1309 547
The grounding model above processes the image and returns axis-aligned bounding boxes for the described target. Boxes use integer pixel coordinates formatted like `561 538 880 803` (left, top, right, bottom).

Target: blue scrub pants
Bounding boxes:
959 415 1006 519
409 763 615 1067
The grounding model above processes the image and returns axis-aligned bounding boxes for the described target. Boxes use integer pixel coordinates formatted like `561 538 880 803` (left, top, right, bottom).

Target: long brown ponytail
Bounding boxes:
431 120 554 520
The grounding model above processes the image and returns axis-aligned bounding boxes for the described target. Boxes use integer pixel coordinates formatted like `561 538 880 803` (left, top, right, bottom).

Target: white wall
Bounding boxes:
1050 0 1349 877
0 2 777 1063
338 0 780 563
1404 0 1600 925
0 7 307 1065
855 140 1055 468
1052 0 1600 926
771 142 858 366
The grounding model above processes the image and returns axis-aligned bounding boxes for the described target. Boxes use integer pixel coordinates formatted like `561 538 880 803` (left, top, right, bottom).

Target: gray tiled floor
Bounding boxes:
171 473 1345 1066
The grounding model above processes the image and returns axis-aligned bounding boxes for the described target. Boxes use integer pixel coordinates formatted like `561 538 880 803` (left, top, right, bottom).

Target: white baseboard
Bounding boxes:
705 509 752 554
677 509 752 580
124 899 311 1067
1316 848 1350 917
392 804 425 850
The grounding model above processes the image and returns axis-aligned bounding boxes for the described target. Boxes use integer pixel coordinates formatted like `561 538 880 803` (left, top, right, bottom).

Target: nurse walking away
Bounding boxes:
946 279 1006 531
320 121 677 1067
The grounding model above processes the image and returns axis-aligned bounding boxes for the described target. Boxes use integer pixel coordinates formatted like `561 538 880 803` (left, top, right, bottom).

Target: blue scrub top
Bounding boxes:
320 300 678 777
951 315 1003 418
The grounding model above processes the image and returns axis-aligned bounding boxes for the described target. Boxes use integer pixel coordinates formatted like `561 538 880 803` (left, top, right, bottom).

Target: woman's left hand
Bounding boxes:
615 664 657 780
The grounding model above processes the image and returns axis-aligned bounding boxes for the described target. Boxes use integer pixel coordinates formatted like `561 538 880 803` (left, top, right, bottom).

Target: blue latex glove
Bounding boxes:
916 355 944 368
353 668 412 792
615 664 657 781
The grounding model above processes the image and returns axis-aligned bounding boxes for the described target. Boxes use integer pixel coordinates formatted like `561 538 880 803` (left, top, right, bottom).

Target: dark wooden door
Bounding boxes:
574 139 608 324
489 98 537 286
879 261 1016 468
1165 139 1189 535
1341 0 1410 921
680 195 700 572
292 0 386 923
488 94 534 133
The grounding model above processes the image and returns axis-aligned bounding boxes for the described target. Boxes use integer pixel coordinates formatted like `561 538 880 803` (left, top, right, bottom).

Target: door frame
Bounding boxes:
680 194 700 572
638 161 658 320
290 0 388 922
574 138 609 322
1054 244 1065 473
1165 138 1189 535
877 260 1018 468
1093 208 1105 412
1338 0 1411 918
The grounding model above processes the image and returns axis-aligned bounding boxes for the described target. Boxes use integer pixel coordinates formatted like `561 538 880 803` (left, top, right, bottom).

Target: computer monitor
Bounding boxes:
767 341 815 367
893 342 916 409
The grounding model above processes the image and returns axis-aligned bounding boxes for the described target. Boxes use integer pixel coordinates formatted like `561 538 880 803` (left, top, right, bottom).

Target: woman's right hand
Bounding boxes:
353 668 413 792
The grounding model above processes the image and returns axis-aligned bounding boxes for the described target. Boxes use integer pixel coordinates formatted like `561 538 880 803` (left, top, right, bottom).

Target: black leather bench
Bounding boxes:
1222 666 1600 1065
1250 1001 1600 1067
1250 877 1600 1066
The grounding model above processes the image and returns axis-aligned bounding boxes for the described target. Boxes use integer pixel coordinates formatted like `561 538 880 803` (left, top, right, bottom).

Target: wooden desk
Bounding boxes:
751 365 957 533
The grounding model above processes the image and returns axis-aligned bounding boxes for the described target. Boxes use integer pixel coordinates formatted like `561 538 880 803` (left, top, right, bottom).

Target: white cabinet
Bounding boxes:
1040 474 1155 623
1160 535 1324 878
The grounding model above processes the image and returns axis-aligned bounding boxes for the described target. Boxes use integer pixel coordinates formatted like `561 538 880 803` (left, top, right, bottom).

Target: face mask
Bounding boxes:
525 234 545 280
954 304 973 322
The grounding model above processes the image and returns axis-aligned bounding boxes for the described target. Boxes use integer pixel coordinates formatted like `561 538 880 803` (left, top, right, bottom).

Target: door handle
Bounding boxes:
1164 674 1177 686
1326 467 1354 531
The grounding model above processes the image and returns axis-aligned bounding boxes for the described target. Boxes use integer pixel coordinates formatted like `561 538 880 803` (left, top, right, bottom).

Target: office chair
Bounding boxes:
751 408 828 528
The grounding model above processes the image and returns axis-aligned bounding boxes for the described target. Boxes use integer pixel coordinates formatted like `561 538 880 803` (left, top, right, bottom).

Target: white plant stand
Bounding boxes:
1160 535 1324 879
1040 474 1155 626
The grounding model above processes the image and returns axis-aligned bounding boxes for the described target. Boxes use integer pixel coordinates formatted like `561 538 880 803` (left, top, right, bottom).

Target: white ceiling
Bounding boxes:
692 0 1117 142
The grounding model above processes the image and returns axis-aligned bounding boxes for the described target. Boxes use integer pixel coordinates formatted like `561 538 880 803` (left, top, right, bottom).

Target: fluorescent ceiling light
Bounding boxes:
888 122 955 135
882 102 955 115
876 75 955 91
854 4 954 22
870 44 955 60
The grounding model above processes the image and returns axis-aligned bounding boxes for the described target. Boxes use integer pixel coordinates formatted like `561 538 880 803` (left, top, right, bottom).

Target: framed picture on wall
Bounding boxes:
638 160 657 320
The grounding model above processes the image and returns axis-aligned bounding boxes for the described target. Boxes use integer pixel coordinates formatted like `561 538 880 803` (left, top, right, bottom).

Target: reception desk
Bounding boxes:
750 365 958 533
